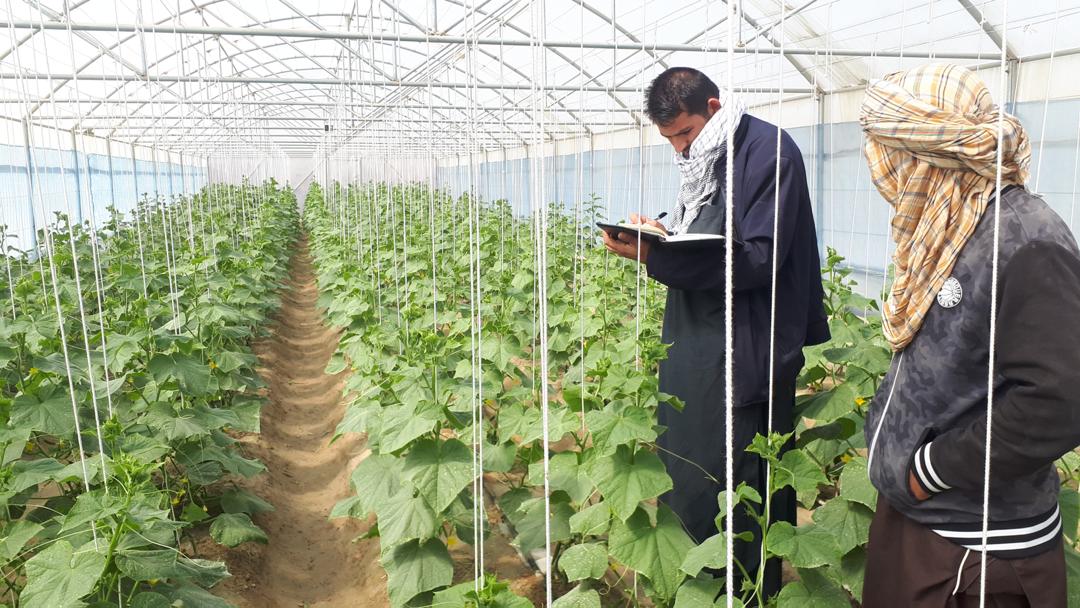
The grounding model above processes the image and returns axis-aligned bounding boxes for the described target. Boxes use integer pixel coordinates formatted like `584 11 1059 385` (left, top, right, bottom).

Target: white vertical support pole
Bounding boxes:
152 146 162 201
70 130 84 226
22 120 37 250
105 138 117 210
131 146 140 205
179 152 188 196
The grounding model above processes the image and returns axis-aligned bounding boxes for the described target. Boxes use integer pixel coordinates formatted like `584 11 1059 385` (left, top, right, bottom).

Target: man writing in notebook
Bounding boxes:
601 67 829 597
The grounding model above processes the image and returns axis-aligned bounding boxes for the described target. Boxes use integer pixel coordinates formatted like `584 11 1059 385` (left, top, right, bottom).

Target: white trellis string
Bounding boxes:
980 2 1010 603
759 4 786 603
530 0 553 602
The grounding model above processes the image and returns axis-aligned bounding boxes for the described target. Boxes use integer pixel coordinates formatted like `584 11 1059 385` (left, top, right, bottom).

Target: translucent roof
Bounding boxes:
0 0 1076 157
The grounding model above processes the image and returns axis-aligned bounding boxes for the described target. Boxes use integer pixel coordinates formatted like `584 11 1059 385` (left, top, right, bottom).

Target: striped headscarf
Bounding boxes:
671 90 747 235
860 63 1031 351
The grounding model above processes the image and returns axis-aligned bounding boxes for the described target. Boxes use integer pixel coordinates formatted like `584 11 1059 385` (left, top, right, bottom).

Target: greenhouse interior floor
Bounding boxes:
201 234 386 607
199 235 561 607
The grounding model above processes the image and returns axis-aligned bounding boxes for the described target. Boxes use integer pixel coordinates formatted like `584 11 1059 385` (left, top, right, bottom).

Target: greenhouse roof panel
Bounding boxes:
0 0 1073 155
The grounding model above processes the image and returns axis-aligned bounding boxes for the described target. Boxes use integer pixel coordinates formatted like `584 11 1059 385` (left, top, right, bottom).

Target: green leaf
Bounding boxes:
8 458 66 493
839 456 877 510
714 482 763 529
143 403 211 442
527 452 594 504
220 488 275 515
497 403 542 445
0 519 42 562
115 549 229 587
382 538 453 607
211 350 256 374
329 495 365 520
157 583 233 608
149 352 212 396
511 494 574 554
558 543 608 581
587 444 672 521
120 434 170 464
483 441 518 473
181 502 209 523
209 513 268 547
584 402 657 456
482 333 521 373
766 522 842 569
680 533 728 578
608 505 695 602
403 438 475 513
232 396 263 433
569 501 611 537
774 449 828 508
325 353 348 375
1061 488 1080 543
797 417 857 448
672 578 725 608
350 453 403 515
20 540 107 608
62 491 126 533
776 568 850 607
796 382 859 424
375 487 440 547
10 391 76 437
551 585 601 608
829 547 866 602
1066 544 1080 607
378 406 437 454
431 580 533 608
130 592 172 608
811 498 872 555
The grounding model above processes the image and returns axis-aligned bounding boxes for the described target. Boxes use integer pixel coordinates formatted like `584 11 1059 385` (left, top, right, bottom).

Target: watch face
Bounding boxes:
937 277 963 309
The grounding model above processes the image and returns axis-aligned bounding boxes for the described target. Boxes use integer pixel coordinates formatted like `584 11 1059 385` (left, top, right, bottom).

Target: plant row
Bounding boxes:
0 181 298 607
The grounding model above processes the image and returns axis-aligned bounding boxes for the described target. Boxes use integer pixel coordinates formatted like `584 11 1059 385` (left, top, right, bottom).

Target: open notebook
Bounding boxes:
597 222 737 249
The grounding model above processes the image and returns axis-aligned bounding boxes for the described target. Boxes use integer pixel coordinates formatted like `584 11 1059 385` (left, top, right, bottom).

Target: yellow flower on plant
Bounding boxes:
446 535 459 548
855 397 867 407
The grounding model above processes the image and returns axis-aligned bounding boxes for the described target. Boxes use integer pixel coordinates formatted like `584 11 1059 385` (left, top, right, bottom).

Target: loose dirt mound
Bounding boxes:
210 235 388 607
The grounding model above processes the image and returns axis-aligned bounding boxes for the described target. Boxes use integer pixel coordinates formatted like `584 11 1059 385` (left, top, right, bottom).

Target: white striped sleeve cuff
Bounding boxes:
912 441 952 495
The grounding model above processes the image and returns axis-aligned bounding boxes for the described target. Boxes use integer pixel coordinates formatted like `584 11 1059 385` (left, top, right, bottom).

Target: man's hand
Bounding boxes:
629 212 667 234
601 213 666 264
909 470 930 501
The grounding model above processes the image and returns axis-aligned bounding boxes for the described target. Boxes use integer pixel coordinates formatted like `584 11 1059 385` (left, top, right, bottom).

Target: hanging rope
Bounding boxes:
979 3 1010 603
723 3 737 604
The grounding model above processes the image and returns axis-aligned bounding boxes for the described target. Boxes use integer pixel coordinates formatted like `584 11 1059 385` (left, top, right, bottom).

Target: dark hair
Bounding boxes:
645 67 720 126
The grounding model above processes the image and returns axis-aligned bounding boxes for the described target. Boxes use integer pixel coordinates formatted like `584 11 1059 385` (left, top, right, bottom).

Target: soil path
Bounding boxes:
211 235 388 607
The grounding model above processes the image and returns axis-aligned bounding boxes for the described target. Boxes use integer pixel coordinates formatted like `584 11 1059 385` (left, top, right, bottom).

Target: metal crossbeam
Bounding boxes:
0 20 998 59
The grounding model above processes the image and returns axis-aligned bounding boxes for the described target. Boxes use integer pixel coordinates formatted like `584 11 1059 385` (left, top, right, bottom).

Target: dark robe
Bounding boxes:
645 114 829 595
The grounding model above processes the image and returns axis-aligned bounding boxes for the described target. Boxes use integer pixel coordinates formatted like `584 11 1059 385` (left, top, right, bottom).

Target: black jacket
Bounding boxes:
868 186 1080 558
646 113 829 408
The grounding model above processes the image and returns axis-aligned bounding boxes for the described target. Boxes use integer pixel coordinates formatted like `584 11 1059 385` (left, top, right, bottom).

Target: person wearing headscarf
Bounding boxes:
860 63 1080 607
602 67 829 599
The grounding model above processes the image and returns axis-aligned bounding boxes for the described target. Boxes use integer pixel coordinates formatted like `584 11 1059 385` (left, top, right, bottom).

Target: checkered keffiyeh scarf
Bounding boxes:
671 91 747 235
860 63 1031 351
